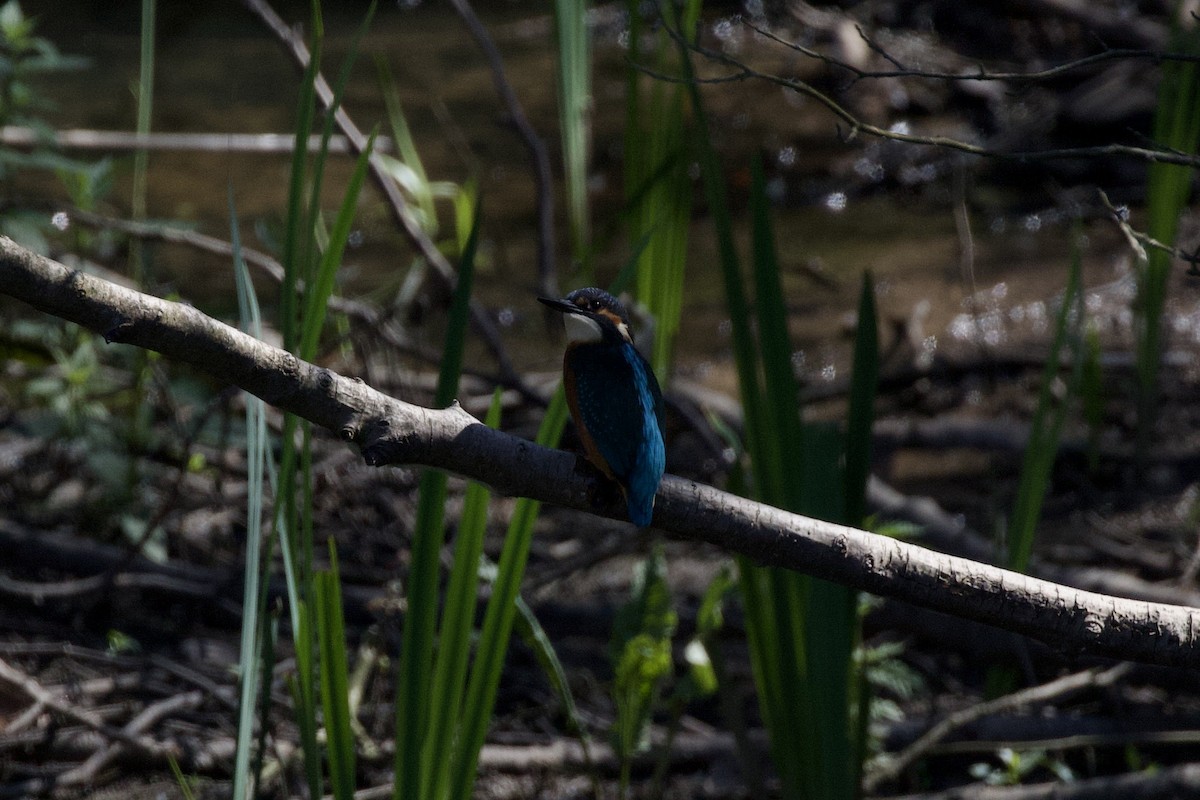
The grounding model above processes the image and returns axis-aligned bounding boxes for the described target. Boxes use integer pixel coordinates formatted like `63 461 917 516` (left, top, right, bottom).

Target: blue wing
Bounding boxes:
565 343 665 525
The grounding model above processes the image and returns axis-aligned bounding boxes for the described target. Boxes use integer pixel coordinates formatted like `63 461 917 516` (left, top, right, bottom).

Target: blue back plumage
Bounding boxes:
565 340 665 526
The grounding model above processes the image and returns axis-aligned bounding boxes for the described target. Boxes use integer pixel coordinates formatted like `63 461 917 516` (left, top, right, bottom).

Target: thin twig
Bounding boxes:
0 657 170 757
1097 189 1200 275
746 19 1200 83
647 20 1200 169
57 690 204 785
865 663 1132 792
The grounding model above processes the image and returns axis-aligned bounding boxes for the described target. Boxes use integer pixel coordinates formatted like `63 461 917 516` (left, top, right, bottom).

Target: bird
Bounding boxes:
538 288 666 526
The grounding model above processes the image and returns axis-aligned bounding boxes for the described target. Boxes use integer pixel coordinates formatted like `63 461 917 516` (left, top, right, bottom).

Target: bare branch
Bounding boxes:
656 21 1200 169
3 236 1198 669
1097 189 1200 275
0 656 174 758
239 0 526 389
864 663 1131 791
0 126 398 154
746 19 1200 84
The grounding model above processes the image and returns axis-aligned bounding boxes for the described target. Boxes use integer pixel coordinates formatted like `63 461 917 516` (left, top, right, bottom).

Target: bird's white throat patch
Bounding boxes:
564 312 604 343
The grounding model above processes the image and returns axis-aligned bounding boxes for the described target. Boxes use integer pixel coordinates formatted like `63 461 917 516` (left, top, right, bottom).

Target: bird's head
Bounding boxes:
538 288 634 345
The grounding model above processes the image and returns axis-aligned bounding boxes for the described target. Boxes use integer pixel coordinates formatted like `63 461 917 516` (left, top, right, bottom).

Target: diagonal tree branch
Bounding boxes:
240 0 526 390
1 235 1198 669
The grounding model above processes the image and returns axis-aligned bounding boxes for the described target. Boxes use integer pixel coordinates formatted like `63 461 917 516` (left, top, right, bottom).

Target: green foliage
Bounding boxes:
988 246 1086 699
224 6 382 798
969 748 1075 786
21 324 111 436
512 593 592 752
624 0 702 378
1007 251 1085 573
0 0 87 125
230 198 276 800
447 391 572 800
316 541 356 800
128 0 156 284
376 57 471 245
555 0 591 267
421 406 495 800
682 566 734 699
167 755 199 800
610 544 678 777
15 319 148 504
0 2 102 254
854 631 924 770
1081 325 1104 473
1136 14 1200 449
105 628 140 655
394 196 479 800
674 21 884 787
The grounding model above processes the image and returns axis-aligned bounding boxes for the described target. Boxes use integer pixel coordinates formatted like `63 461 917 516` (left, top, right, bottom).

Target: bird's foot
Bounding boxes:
574 456 622 515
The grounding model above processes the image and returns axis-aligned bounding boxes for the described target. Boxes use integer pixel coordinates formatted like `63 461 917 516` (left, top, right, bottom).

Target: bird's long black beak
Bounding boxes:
538 296 577 315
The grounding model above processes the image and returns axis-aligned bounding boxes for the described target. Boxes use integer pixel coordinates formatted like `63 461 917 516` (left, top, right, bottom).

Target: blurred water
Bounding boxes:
20 1 1193 383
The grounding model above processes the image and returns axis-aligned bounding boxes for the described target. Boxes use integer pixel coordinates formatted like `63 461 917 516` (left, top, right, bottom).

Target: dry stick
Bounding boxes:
239 0 524 390
0 657 168 757
70 208 290 282
887 762 1200 800
864 663 1132 792
4 238 1199 669
0 126 396 154
1097 189 1200 275
57 690 204 785
447 0 558 301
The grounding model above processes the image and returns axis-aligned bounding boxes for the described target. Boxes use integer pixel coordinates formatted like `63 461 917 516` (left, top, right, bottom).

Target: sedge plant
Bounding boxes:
225 3 378 796
623 0 702 379
1135 9 1200 456
676 11 882 788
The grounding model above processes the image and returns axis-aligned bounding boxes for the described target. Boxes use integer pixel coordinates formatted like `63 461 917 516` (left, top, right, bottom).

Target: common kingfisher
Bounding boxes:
539 288 666 526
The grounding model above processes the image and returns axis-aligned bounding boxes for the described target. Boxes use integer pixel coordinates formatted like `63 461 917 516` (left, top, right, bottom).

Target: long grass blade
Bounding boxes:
554 0 591 269
394 197 482 800
845 272 879 526
230 193 268 800
317 540 356 800
1136 20 1200 453
513 594 589 757
625 0 700 379
280 0 323 351
843 271 879 788
749 156 823 800
673 21 816 797
1008 247 1085 573
424 390 502 800
129 0 155 285
300 0 377 294
377 56 437 232
449 390 570 800
299 127 378 361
